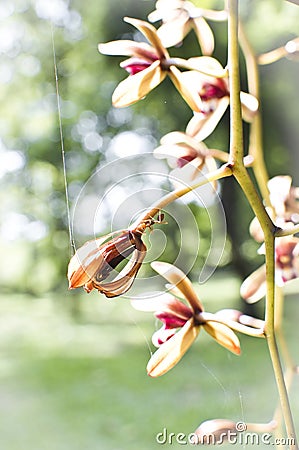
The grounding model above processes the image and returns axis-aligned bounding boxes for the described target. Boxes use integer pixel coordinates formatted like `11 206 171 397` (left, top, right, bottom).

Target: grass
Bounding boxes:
0 271 298 450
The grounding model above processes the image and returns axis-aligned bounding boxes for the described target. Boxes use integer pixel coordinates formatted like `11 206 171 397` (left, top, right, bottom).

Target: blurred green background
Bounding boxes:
1 0 299 448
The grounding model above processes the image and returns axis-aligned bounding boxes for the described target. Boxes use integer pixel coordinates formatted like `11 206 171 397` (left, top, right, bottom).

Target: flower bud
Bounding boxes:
67 230 146 298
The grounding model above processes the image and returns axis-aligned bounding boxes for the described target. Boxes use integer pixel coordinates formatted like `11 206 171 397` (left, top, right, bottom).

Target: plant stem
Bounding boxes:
227 1 298 446
239 23 271 207
227 1 274 232
227 0 243 166
275 223 299 237
130 163 232 231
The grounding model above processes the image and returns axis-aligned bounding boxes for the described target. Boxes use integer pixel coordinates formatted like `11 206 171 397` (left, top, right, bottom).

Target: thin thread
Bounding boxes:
51 23 76 255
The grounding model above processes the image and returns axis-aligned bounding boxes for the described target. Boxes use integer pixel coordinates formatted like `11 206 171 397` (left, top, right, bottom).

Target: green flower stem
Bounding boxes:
130 163 232 231
239 23 271 207
258 46 289 65
273 288 297 441
228 1 298 446
275 223 299 237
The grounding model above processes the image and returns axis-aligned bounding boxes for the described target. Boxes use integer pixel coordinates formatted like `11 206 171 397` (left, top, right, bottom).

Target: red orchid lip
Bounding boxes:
200 81 228 101
121 60 153 75
155 311 192 329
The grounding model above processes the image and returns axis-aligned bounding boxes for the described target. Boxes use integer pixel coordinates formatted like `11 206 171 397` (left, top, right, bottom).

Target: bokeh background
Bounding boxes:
1 0 299 448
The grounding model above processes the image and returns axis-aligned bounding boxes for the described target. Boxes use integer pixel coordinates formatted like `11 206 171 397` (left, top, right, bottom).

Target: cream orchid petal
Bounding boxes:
153 143 199 167
186 56 227 78
98 40 154 57
112 60 166 107
160 131 206 152
240 92 259 122
240 264 267 303
186 96 229 141
268 176 292 217
147 318 200 377
170 156 205 185
168 66 202 112
124 17 169 60
156 15 190 48
152 327 176 347
203 320 241 355
192 17 214 56
160 131 192 145
204 155 218 190
151 261 203 311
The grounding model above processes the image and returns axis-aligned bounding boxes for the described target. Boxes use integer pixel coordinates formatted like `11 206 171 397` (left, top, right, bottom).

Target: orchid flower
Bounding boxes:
153 131 218 187
241 235 299 303
99 17 203 111
250 176 299 243
181 70 259 142
242 176 299 303
148 0 227 54
132 262 241 377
